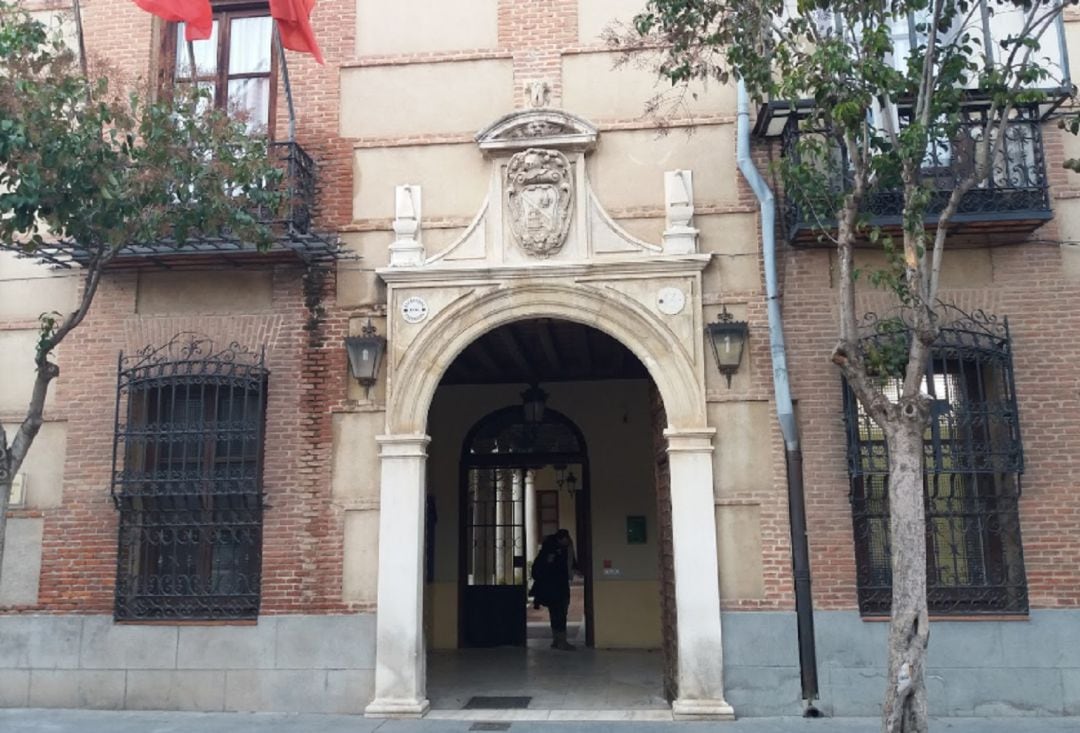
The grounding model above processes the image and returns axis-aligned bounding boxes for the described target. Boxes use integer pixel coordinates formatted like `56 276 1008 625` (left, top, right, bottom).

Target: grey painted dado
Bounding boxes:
3 610 1079 716
722 610 1080 717
0 614 376 712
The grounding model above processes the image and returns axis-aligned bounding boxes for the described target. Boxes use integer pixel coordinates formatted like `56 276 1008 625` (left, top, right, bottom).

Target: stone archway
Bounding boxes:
387 281 706 436
364 280 734 720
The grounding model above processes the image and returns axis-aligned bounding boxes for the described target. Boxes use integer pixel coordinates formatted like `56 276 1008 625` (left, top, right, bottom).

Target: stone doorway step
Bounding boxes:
425 709 675 722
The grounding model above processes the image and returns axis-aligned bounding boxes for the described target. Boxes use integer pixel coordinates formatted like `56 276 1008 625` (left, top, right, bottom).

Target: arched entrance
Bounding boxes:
365 281 733 720
422 321 671 713
458 406 591 650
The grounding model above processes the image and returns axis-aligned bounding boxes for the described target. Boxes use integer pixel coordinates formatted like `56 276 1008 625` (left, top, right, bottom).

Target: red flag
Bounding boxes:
132 0 213 42
270 0 325 65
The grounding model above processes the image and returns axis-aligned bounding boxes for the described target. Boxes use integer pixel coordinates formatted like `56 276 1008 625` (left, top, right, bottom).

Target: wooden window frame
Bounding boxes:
159 2 279 139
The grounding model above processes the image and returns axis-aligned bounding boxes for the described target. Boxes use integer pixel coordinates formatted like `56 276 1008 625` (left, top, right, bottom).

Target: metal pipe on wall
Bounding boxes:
735 80 821 713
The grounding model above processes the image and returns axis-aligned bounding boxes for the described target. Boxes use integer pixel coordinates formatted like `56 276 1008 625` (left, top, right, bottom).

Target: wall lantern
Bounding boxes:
706 305 749 388
344 319 386 395
557 468 579 497
521 383 548 424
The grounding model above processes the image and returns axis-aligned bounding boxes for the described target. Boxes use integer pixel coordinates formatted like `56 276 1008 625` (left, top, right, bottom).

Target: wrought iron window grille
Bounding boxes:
780 102 1052 243
111 333 268 621
842 306 1028 616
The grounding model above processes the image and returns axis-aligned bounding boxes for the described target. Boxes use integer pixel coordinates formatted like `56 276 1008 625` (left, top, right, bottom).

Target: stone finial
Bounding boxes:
662 170 698 255
389 184 424 267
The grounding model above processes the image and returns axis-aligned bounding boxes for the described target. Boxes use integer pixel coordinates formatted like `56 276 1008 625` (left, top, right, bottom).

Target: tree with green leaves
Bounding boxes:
616 1 1074 730
0 2 286 588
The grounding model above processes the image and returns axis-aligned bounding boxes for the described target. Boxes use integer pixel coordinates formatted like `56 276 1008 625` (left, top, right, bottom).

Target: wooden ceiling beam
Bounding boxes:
497 325 537 383
468 338 503 378
574 325 593 375
537 319 563 374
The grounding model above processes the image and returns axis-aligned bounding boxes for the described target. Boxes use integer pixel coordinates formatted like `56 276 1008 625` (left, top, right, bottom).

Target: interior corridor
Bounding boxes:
426 645 667 717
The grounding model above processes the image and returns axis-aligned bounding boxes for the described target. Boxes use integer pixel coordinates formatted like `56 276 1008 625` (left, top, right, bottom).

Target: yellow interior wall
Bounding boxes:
424 379 661 650
592 581 663 649
424 581 459 650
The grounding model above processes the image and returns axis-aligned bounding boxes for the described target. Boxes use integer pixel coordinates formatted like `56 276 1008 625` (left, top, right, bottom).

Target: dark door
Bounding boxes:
462 466 527 647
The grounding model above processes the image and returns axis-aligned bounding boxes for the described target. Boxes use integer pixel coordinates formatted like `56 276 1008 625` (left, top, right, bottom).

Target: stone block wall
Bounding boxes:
722 610 1080 717
0 614 375 712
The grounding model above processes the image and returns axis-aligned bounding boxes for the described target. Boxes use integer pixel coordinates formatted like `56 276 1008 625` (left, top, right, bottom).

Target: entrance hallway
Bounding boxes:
426 647 668 718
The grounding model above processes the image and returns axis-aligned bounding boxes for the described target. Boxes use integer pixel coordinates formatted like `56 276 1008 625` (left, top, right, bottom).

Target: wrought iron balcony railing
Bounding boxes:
266 141 316 236
778 103 1053 245
10 140 342 268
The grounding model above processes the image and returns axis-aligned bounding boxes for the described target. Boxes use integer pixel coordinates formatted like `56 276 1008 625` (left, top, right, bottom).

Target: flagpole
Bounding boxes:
186 40 197 84
273 27 297 143
71 0 88 79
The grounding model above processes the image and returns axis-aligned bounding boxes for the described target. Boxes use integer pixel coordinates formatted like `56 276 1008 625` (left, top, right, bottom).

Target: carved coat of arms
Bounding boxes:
506 148 573 257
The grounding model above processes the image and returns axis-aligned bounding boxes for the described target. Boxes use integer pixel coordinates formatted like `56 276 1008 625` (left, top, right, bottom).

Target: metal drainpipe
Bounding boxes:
735 81 821 715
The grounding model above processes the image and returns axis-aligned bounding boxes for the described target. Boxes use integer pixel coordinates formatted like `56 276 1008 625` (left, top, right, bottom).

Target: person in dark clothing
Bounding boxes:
529 528 578 651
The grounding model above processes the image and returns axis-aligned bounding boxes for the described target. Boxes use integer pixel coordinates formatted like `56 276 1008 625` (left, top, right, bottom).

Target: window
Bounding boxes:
844 313 1027 615
829 2 1068 90
112 335 268 620
169 8 275 133
537 489 559 540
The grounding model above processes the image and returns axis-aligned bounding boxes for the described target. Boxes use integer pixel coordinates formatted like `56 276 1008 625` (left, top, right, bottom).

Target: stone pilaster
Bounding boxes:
364 434 431 718
665 427 735 720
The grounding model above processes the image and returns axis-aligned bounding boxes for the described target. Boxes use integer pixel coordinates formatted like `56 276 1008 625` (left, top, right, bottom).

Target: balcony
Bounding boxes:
24 141 342 269
771 103 1053 245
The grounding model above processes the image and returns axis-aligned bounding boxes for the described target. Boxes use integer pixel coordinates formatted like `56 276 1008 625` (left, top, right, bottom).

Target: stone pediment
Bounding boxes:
382 107 702 272
475 108 598 154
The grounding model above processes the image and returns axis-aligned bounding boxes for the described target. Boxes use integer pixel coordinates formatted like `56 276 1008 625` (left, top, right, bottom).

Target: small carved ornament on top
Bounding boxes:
508 120 573 139
506 148 574 257
525 79 551 108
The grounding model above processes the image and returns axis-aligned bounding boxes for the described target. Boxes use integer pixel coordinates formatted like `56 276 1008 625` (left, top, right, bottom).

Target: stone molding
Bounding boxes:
672 698 737 720
378 253 710 283
376 433 431 458
663 427 717 454
381 279 709 435
475 108 598 154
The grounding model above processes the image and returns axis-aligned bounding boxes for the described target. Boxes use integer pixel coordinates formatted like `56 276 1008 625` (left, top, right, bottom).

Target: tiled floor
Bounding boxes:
426 637 669 715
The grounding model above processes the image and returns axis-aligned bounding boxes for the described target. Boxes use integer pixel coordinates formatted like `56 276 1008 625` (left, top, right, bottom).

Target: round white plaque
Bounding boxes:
401 296 429 324
657 287 686 315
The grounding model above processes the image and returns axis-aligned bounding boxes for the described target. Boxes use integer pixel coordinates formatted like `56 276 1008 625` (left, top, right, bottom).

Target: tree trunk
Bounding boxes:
881 411 930 733
0 456 11 583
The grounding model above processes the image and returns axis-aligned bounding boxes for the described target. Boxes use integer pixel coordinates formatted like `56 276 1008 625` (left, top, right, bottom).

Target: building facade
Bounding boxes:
2 0 1080 719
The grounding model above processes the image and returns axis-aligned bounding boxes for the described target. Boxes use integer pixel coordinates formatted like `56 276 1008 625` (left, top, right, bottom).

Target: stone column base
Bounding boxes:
364 698 431 718
672 698 736 720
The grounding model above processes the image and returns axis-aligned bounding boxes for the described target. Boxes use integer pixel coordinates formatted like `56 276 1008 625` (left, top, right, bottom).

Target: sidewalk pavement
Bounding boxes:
2 709 1078 733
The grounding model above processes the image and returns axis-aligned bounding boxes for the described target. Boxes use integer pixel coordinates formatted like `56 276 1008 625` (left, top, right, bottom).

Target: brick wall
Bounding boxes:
5 265 353 615
2 0 358 616
650 384 678 701
8 0 1080 623
776 122 1080 611
499 0 578 107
